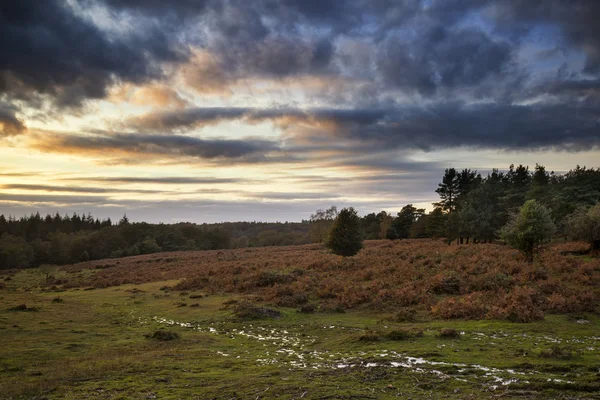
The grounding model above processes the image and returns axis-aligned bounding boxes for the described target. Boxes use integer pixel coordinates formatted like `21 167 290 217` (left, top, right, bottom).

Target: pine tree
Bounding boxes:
500 200 556 261
325 207 363 257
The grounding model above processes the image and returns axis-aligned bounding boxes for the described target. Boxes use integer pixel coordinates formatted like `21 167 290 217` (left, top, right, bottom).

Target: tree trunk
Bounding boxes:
466 237 469 244
460 237 464 245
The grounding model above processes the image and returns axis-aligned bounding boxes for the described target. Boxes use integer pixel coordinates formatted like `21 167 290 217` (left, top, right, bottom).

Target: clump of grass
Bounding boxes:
51 297 64 303
391 307 417 322
175 302 187 307
8 304 39 312
256 270 295 287
297 303 316 313
148 330 180 341
189 294 203 299
438 328 460 338
232 301 281 320
539 345 575 360
358 332 381 342
386 329 423 341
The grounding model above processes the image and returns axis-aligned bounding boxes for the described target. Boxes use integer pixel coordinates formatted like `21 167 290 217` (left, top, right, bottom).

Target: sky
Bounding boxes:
0 0 599 223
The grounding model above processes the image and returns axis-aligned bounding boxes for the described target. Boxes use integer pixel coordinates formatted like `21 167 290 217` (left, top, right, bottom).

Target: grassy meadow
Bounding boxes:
1 240 600 399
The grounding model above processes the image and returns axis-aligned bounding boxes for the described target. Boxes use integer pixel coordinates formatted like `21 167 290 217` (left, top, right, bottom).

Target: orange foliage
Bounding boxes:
60 240 600 321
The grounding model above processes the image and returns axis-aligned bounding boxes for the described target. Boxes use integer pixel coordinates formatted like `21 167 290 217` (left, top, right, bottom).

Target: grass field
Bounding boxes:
1 240 599 399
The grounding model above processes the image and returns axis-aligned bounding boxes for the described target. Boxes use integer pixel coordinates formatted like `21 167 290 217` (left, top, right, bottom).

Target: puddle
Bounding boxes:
142 315 589 390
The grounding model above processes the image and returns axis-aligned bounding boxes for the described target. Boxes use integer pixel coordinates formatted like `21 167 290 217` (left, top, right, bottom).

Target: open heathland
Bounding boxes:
1 239 600 399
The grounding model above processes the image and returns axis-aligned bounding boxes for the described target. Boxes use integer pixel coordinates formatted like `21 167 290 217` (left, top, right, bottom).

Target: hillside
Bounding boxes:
2 239 600 399
25 239 600 321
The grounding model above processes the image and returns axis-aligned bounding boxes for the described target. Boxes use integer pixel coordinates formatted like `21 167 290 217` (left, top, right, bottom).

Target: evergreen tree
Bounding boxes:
500 200 556 261
434 168 460 213
565 203 600 253
325 207 363 257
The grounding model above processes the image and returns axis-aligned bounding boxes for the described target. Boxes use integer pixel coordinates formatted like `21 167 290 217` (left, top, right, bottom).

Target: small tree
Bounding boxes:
565 203 600 254
308 206 338 243
500 200 556 261
119 214 130 226
325 207 363 256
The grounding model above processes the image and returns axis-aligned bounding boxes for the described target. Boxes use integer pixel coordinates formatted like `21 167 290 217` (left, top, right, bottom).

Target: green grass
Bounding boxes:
1 278 600 399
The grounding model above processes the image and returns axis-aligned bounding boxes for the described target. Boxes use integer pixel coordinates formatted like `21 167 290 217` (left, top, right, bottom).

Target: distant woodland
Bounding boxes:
1 164 599 269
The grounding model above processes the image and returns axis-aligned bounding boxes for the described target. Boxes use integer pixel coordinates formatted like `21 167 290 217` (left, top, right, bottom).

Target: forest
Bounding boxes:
1 164 599 269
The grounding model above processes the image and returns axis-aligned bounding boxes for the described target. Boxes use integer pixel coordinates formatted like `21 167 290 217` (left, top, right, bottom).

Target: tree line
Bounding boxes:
355 164 600 245
1 164 599 268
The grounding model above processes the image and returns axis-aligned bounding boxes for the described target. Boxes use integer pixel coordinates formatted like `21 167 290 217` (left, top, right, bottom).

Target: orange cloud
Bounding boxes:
179 49 233 96
110 83 189 109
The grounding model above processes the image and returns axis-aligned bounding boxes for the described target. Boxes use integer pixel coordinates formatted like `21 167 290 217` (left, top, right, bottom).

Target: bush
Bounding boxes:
8 304 39 312
297 303 316 313
256 271 294 287
358 332 381 342
431 293 488 319
500 200 556 261
438 328 460 338
325 208 363 257
539 345 574 360
149 330 180 341
489 287 544 323
565 203 600 253
391 307 417 322
232 301 281 320
386 329 422 340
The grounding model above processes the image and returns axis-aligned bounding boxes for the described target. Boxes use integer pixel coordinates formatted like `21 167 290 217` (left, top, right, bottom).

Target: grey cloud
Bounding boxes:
60 177 245 184
244 192 342 200
125 102 600 152
377 26 513 94
0 0 187 108
1 184 162 194
489 0 600 74
35 131 281 161
0 102 25 136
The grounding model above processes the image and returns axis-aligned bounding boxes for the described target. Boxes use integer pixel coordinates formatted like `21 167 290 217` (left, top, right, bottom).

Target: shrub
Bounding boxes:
149 330 180 341
232 301 281 320
8 304 39 312
256 270 294 287
391 307 417 322
500 200 556 261
325 208 363 257
438 328 460 338
358 332 381 342
431 273 461 294
565 203 600 254
386 329 422 340
431 293 488 319
539 345 574 360
489 287 544 323
297 303 316 313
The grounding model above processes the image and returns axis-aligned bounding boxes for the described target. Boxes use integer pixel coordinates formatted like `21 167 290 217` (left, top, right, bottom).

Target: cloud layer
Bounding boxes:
1 0 599 221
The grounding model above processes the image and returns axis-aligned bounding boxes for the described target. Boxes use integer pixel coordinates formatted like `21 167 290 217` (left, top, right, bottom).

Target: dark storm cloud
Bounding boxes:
0 102 25 136
3 0 599 155
490 0 600 74
99 0 210 17
123 102 600 151
0 0 186 108
377 27 513 94
313 102 600 152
